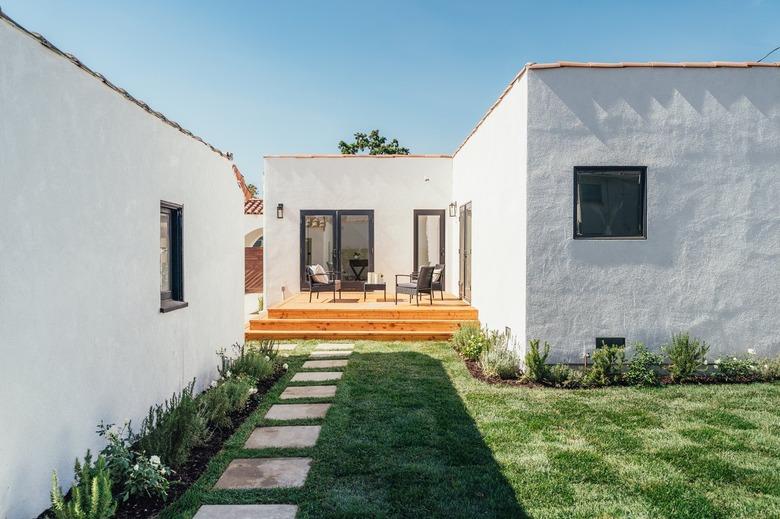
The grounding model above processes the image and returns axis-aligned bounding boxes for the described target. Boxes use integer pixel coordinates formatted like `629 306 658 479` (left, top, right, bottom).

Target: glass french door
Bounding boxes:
300 210 374 291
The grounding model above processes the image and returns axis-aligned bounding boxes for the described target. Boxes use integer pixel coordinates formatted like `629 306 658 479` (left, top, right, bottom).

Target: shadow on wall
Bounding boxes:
301 350 526 518
534 68 778 146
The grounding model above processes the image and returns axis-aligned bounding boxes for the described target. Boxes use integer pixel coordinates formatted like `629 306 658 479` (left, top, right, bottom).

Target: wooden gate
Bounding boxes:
245 247 263 293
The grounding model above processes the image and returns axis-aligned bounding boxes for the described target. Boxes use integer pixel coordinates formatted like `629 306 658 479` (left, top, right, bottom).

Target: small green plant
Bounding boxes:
584 344 625 387
663 332 709 382
219 343 276 381
547 364 583 388
50 451 117 519
451 323 482 354
523 339 550 383
479 336 520 379
199 375 256 430
461 329 492 361
96 422 172 502
136 380 208 468
714 355 760 381
624 342 662 386
760 356 780 381
257 295 264 312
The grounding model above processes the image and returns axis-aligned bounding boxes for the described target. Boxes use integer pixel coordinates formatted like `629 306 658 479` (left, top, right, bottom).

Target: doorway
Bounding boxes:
458 202 472 302
300 210 374 291
413 209 446 280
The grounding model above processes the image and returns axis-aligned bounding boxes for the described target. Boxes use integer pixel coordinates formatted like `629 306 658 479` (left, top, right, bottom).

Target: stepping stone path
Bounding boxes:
302 359 349 368
194 505 298 519
291 371 342 382
280 385 337 399
197 342 353 518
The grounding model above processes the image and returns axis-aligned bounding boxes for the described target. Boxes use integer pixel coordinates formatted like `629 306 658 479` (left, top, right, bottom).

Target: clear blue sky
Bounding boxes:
3 1 779 191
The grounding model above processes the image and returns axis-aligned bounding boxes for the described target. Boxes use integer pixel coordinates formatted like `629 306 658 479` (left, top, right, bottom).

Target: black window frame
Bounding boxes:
573 166 647 240
160 201 187 313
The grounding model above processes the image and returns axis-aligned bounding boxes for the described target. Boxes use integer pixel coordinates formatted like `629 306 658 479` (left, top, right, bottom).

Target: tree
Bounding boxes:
338 129 410 155
247 184 258 197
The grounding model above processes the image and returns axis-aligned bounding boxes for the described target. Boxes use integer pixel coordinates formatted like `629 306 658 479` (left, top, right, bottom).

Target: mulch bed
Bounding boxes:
464 357 765 388
37 366 285 519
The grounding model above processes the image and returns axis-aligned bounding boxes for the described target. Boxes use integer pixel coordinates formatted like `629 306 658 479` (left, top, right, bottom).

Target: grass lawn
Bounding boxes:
162 341 780 518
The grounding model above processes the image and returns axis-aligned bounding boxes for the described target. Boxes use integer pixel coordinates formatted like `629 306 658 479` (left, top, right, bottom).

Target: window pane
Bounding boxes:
416 214 441 267
304 214 334 271
340 214 369 281
576 170 643 237
160 211 171 293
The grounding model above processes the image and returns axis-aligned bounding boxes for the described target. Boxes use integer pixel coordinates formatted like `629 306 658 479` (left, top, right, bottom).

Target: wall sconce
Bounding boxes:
448 202 457 217
276 203 284 219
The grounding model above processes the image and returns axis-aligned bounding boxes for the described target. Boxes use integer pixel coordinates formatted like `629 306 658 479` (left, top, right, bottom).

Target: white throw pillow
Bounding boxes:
311 264 329 284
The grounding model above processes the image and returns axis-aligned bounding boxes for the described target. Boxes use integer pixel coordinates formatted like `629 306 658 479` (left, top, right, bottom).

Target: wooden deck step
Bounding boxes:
248 318 477 332
267 308 478 320
245 330 454 341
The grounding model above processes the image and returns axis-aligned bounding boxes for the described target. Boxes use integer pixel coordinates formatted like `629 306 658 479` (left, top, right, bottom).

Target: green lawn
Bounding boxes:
162 341 780 518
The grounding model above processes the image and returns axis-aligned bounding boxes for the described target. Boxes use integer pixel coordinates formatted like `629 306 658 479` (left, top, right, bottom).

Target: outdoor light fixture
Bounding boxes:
276 203 284 219
448 202 457 217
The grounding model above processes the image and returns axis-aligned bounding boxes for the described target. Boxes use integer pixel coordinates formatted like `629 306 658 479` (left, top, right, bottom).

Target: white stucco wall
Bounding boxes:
525 67 780 362
263 157 452 307
244 213 263 246
451 75 528 354
0 20 244 518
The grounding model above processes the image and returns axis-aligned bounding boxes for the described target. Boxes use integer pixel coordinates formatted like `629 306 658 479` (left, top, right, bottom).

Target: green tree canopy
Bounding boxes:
338 129 410 155
247 183 259 197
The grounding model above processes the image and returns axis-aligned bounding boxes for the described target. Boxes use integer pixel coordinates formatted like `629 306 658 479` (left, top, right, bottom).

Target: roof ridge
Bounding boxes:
0 8 233 160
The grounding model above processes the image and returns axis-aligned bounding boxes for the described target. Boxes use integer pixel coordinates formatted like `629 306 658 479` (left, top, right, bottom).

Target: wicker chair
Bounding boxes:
395 265 435 306
412 264 445 300
305 264 341 303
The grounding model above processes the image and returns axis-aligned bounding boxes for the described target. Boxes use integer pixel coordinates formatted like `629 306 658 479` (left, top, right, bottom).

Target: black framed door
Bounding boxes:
413 209 446 280
459 202 472 302
300 209 374 291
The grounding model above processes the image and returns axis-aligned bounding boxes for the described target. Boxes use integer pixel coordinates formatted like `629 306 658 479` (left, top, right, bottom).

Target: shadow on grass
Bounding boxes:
161 349 525 518
299 350 526 518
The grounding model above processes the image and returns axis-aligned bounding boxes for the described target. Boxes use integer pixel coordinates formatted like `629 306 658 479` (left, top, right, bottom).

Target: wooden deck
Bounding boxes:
246 290 478 341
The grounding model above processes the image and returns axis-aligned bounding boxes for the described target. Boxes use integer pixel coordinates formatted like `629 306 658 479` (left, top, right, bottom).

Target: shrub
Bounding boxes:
761 357 780 381
663 332 709 382
219 343 276 382
523 339 550 383
714 355 760 381
547 364 583 388
624 342 662 386
584 344 625 387
462 330 493 361
199 375 256 430
136 380 208 468
451 323 482 354
480 339 521 379
50 451 117 519
96 422 172 502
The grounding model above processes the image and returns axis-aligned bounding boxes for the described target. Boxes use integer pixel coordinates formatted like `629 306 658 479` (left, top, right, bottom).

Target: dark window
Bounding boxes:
160 201 186 312
574 167 646 239
596 337 626 348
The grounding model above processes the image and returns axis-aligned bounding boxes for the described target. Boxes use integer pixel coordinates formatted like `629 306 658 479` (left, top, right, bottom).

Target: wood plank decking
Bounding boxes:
246 291 478 341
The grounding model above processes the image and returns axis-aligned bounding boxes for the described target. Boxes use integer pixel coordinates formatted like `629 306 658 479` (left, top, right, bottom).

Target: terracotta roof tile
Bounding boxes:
244 198 263 215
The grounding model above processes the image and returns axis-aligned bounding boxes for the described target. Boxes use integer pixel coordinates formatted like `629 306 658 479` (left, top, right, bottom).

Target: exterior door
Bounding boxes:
459 202 472 302
300 210 374 291
300 210 337 289
413 209 446 279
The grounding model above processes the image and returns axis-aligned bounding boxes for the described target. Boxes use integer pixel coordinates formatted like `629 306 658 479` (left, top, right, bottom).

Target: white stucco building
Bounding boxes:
264 61 780 362
0 13 244 517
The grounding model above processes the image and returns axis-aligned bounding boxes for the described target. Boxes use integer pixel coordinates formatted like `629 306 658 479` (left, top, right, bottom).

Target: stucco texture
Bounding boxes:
525 67 780 362
0 20 244 517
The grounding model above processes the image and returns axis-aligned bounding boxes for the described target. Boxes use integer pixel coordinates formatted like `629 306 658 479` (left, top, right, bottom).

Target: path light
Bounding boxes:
276 203 284 219
449 202 457 217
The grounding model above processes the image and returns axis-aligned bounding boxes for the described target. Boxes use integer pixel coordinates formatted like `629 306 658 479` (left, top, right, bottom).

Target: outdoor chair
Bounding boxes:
395 265 435 306
411 264 445 300
305 264 342 303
